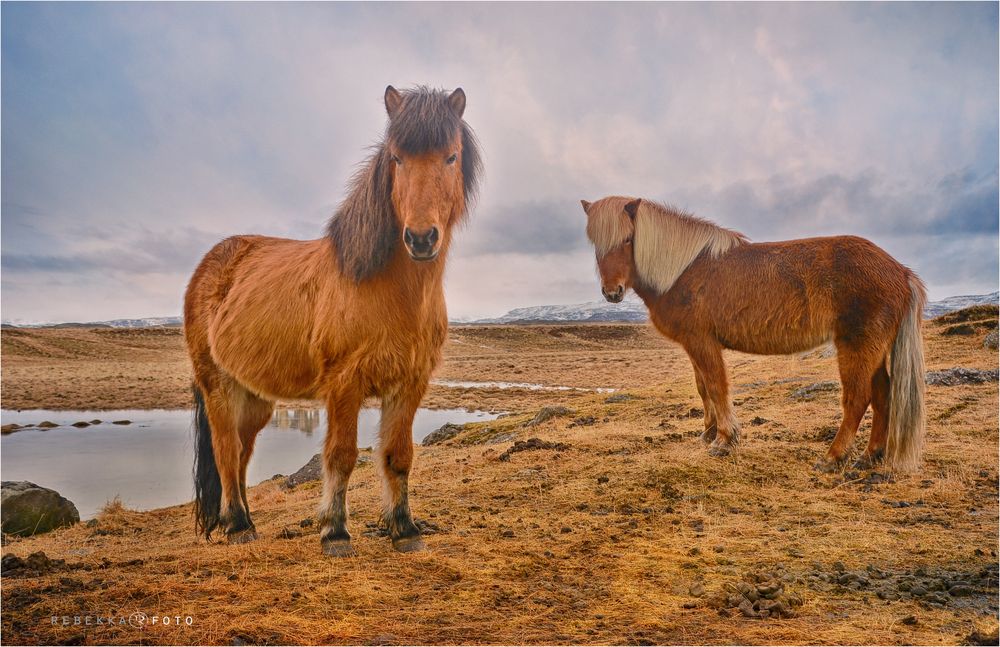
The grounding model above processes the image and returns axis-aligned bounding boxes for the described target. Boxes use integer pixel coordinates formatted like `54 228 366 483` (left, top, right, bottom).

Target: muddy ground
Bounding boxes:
1 315 997 645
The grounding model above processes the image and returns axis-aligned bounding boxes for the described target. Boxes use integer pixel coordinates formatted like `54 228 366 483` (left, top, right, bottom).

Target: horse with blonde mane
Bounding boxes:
581 196 926 472
184 86 481 555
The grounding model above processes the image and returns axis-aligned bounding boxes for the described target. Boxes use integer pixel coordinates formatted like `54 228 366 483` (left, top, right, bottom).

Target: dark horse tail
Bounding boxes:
193 384 221 538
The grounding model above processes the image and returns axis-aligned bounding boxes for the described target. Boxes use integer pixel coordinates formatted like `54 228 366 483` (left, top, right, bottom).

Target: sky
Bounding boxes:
2 2 997 323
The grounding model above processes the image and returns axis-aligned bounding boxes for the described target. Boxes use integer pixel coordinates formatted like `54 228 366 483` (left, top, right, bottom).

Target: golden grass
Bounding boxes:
1 319 998 645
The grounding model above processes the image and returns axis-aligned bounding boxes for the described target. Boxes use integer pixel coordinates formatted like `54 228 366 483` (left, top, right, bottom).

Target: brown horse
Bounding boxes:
581 196 926 472
184 86 481 555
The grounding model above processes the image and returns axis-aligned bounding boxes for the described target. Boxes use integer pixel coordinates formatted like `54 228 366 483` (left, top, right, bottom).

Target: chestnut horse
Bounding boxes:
184 86 481 555
581 196 926 472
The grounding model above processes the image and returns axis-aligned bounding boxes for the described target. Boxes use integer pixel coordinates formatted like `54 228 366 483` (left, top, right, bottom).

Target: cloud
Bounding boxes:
1 2 997 321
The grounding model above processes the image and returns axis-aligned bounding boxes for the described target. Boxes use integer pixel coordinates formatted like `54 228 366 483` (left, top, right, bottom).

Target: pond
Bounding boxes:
0 407 497 519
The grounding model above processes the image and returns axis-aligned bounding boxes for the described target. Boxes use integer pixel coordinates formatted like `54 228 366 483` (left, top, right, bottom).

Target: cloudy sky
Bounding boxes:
2 2 997 323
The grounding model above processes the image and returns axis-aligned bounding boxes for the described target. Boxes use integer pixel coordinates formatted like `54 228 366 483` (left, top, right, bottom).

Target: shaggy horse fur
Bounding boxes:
582 196 926 472
185 86 481 555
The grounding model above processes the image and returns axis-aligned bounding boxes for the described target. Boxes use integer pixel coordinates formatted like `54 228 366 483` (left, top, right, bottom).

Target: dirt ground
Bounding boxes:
1 315 998 645
0 323 687 412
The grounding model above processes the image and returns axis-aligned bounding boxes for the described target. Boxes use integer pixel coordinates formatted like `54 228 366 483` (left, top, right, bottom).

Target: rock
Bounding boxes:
949 584 974 597
1 424 22 435
422 423 465 446
1 481 80 536
88 419 102 425
790 381 839 400
500 529 515 538
900 615 918 626
925 368 999 386
525 406 574 427
568 416 597 428
604 394 637 404
36 421 59 428
299 518 314 528
942 323 978 336
984 330 998 350
71 422 90 428
1 553 25 573
2 550 66 576
277 527 303 539
966 629 1000 646
112 420 132 425
284 453 371 488
689 582 705 597
498 438 571 461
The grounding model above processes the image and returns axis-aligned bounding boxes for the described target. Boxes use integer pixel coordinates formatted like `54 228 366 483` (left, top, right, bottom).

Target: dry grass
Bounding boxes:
1 318 997 645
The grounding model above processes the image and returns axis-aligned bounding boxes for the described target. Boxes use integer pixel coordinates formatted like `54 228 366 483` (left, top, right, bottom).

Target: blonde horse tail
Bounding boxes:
885 275 927 471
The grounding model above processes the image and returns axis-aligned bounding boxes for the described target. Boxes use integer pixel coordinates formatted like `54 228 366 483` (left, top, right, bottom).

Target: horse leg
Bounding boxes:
318 387 364 557
685 342 739 457
694 368 718 444
815 348 876 472
237 393 274 522
379 384 426 552
854 361 890 470
203 381 257 543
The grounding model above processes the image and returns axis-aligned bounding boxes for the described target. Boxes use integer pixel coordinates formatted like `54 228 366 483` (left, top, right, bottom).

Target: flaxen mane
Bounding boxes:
326 87 482 282
587 197 747 294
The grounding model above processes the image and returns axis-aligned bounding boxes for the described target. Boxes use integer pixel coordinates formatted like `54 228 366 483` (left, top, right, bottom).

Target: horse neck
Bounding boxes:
382 238 450 308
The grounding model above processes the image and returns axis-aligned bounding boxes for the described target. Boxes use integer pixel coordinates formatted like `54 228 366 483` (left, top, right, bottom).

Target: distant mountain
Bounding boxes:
921 291 999 319
5 316 182 329
3 292 996 329
471 297 648 324
470 291 999 325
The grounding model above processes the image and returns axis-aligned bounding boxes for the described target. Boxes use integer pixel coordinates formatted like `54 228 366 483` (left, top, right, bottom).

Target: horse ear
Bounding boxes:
580 199 592 214
624 198 641 221
384 85 403 118
448 88 466 118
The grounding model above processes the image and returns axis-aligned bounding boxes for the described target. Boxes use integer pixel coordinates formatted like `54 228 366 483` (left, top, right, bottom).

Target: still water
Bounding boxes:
0 407 496 519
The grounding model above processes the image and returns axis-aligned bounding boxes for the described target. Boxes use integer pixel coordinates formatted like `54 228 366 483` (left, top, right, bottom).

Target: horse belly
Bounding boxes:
712 289 835 356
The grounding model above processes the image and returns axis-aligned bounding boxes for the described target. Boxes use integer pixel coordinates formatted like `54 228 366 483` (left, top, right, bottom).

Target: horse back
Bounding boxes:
652 235 914 355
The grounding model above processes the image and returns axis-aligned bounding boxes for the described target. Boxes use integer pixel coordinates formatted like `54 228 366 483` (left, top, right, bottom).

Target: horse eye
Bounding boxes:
446 153 457 165
391 154 402 165
625 237 633 245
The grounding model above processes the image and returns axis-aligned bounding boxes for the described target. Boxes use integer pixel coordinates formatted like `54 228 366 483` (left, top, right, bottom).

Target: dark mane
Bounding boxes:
327 86 482 282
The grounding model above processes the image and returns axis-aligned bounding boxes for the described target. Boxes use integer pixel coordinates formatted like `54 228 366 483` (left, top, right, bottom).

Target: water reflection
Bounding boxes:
270 408 323 435
1 407 496 519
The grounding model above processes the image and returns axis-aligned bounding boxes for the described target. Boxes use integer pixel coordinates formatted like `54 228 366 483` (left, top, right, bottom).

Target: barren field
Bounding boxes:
1 315 998 645
1 323 682 412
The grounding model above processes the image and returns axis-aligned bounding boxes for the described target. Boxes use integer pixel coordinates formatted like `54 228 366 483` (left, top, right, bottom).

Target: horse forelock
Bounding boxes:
586 196 636 257
633 200 747 294
327 87 483 282
387 86 482 206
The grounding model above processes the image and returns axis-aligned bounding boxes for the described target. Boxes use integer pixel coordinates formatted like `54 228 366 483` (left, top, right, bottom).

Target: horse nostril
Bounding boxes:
428 227 439 245
404 228 415 245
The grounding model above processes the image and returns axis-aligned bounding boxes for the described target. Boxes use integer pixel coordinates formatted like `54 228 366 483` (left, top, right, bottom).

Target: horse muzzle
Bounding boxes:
404 226 440 261
602 285 625 303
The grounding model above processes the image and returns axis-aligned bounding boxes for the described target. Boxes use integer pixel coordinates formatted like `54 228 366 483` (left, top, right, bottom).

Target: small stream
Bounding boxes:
0 407 496 519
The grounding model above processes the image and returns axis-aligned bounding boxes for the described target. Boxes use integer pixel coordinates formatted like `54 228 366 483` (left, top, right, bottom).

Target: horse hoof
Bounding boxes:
814 457 846 474
700 425 718 444
707 441 733 458
852 450 884 471
227 528 258 544
321 539 356 558
392 535 427 553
